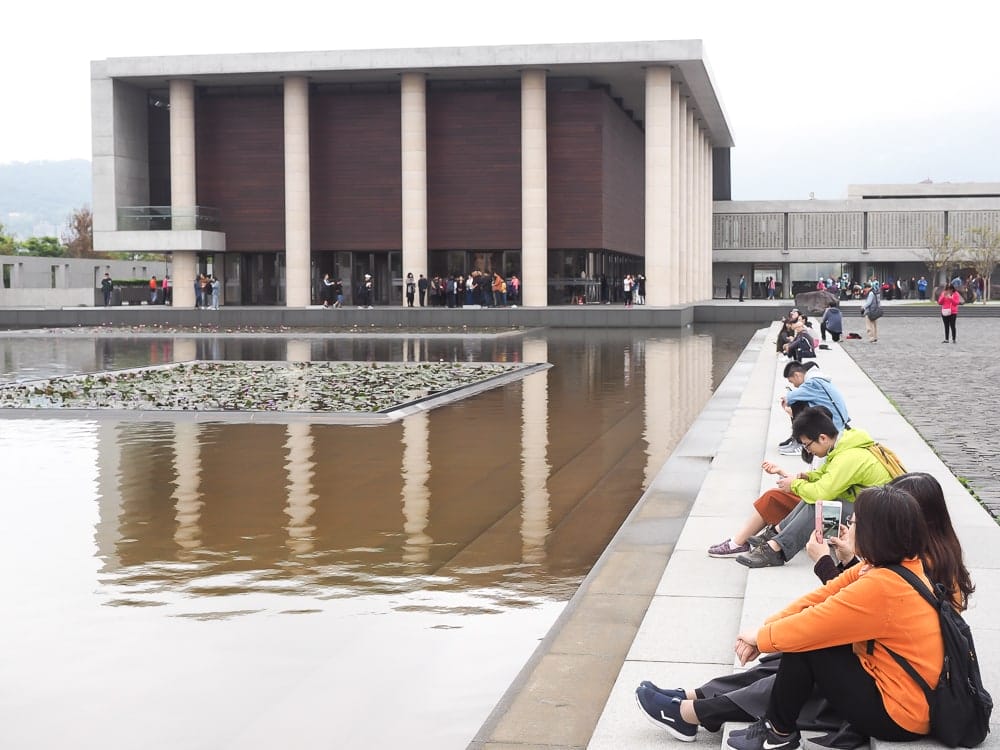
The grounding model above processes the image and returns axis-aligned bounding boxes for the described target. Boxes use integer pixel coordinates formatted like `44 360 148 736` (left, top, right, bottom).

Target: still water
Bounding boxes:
0 326 755 749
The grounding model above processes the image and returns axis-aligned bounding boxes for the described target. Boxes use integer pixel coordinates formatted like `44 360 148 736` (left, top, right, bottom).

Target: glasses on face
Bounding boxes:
801 438 817 452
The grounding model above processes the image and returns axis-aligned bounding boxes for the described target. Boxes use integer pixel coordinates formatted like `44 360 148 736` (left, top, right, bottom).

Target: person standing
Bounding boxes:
623 274 634 308
333 278 344 308
320 274 335 308
861 282 880 343
738 274 747 302
200 274 211 309
210 276 221 310
405 273 416 307
417 274 428 307
938 282 961 343
194 275 202 308
161 275 171 305
768 276 776 300
917 276 928 301
101 273 113 306
725 277 732 299
149 276 158 304
509 274 520 304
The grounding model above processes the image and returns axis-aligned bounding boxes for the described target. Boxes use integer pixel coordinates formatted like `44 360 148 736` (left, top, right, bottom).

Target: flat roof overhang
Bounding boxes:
92 40 734 147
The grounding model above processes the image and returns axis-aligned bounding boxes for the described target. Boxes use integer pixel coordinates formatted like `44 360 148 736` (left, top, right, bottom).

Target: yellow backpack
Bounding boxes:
867 442 906 478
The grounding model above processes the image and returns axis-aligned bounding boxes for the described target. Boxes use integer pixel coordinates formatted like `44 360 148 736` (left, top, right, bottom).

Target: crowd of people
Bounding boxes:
634 304 983 750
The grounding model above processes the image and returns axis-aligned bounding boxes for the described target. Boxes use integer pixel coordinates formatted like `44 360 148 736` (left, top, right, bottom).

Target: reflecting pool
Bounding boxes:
0 325 756 749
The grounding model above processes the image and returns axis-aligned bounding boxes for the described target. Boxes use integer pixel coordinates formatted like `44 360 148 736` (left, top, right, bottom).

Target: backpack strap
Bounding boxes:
880 565 938 701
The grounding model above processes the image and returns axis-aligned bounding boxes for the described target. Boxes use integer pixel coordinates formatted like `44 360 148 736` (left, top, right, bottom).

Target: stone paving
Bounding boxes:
840 317 1000 514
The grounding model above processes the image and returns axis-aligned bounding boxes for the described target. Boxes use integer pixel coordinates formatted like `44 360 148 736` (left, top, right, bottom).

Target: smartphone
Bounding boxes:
815 500 843 539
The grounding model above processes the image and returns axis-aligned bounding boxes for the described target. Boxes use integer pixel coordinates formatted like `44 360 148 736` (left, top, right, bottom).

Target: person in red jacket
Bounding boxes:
938 282 961 343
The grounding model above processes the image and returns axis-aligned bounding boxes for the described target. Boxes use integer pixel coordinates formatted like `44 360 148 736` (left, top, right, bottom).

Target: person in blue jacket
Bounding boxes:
819 300 843 342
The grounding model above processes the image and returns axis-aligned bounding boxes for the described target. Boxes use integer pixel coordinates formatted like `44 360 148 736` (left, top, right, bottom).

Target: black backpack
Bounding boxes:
880 565 992 747
866 291 884 320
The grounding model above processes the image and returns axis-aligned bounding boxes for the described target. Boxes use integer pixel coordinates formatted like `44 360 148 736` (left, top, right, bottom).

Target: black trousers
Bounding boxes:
942 314 957 341
767 646 922 741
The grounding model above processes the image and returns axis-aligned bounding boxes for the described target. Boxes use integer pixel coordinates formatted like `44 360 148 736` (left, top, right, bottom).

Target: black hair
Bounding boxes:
889 472 975 610
782 361 819 378
827 300 839 308
853 485 928 566
791 405 838 442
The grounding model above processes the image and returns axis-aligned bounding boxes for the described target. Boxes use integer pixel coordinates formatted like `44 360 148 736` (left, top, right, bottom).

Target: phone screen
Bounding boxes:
820 501 843 539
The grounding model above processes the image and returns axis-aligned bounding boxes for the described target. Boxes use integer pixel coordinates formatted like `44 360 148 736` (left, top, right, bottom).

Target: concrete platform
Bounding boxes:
585 325 1000 750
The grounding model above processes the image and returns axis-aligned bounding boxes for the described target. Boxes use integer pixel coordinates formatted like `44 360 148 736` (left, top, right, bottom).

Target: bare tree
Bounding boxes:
921 229 961 291
966 226 1000 302
62 205 94 258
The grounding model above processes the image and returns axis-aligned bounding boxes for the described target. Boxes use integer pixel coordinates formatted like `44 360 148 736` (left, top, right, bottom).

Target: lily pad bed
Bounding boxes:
0 360 549 424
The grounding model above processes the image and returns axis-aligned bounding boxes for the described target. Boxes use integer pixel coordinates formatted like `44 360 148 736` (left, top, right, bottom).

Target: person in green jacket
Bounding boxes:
735 406 895 568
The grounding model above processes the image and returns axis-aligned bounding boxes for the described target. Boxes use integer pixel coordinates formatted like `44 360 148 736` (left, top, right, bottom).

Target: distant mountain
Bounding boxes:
0 160 91 239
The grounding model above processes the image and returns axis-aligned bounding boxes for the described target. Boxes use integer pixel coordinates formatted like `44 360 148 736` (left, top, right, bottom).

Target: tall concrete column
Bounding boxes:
704 136 714 301
401 73 428 305
694 124 704 301
644 67 672 307
284 76 311 307
685 107 697 302
669 83 682 306
521 70 548 308
676 98 688 304
169 79 197 308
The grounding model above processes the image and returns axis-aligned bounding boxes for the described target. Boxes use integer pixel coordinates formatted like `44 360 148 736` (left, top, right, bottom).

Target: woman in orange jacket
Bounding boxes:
725 486 942 750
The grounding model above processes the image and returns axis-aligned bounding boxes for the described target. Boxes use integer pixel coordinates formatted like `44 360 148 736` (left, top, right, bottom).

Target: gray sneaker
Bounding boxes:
778 442 802 455
747 525 778 548
736 544 785 568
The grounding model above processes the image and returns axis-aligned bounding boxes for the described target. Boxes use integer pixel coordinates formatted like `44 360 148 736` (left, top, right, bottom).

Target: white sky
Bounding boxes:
2 0 998 199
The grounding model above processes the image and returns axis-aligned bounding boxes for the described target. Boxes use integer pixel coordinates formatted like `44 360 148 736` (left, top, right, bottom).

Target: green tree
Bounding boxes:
18 236 66 257
966 227 1000 302
62 205 94 258
921 229 961 290
0 221 15 255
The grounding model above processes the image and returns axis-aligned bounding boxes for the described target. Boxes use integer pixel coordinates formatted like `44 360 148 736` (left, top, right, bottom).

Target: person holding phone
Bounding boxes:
938 282 961 343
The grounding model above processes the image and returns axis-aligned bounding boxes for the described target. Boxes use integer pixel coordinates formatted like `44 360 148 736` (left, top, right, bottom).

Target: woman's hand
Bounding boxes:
776 476 794 491
805 530 829 562
828 523 856 564
735 632 760 665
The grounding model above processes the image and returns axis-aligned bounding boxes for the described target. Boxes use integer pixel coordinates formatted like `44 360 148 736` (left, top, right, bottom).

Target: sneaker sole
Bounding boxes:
635 692 697 742
708 549 749 558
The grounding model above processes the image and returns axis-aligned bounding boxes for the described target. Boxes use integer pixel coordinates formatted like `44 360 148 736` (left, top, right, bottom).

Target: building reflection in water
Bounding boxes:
401 411 432 563
520 338 550 564
77 328 733 604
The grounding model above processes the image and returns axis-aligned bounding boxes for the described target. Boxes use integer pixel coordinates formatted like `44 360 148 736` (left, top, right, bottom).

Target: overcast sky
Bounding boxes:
2 0 997 199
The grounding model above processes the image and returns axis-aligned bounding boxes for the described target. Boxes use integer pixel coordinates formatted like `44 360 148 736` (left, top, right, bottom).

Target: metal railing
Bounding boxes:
117 206 222 232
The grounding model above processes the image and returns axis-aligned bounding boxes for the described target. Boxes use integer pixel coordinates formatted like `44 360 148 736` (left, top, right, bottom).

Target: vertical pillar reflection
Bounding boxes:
400 411 432 563
284 422 317 555
642 337 679 488
520 338 550 564
172 338 197 363
95 421 124 571
172 421 203 558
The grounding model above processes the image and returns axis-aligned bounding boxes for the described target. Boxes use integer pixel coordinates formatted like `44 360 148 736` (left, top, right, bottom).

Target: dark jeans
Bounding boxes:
768 646 922 741
942 314 957 341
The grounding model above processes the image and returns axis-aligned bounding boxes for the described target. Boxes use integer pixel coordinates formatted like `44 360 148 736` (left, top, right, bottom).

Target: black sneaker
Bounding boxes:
778 436 795 448
736 544 785 568
727 719 800 750
635 685 698 741
638 681 685 701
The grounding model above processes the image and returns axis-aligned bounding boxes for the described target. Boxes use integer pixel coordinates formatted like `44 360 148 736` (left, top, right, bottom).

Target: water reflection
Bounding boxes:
0 325 757 750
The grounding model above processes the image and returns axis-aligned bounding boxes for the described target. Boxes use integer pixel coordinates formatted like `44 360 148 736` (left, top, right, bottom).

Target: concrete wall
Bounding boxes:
0 255 172 308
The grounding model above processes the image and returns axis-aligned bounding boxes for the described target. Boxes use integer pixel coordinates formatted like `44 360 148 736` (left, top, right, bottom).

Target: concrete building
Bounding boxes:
90 41 732 309
714 181 1000 299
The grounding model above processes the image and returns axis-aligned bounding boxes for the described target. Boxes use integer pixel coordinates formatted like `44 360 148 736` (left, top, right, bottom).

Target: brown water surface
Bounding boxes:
0 326 755 749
